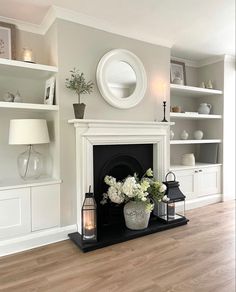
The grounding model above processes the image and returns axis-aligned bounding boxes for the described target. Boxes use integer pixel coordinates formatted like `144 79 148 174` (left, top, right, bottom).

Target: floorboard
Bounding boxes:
0 201 235 292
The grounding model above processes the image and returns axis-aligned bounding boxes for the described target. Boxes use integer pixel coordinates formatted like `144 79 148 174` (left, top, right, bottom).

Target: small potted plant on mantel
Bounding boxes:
65 68 94 119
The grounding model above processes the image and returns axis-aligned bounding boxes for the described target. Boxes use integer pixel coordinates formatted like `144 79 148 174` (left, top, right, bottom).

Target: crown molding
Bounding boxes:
171 55 226 68
0 16 44 34
50 6 172 47
0 6 172 48
197 56 225 67
171 56 198 67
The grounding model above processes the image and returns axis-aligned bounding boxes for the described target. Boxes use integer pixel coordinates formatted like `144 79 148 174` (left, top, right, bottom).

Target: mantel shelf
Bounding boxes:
0 101 59 111
170 84 223 97
0 58 58 79
170 139 222 145
170 112 222 120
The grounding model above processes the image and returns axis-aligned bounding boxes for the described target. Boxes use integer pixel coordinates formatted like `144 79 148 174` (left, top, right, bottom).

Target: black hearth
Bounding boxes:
69 143 188 252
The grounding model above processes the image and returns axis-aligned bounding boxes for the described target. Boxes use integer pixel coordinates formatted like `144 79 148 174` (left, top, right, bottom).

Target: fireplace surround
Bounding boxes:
68 119 188 251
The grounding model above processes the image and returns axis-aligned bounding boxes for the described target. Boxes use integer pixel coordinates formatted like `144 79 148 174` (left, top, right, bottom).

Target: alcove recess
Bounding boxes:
0 58 60 187
170 58 223 169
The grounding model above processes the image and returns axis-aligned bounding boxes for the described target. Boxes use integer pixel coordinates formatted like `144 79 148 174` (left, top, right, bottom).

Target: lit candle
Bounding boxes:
83 211 95 239
22 48 34 63
168 202 175 219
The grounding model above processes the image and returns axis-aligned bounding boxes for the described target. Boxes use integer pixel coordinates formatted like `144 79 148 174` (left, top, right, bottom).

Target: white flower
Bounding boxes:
104 175 116 187
140 180 150 192
159 184 167 193
122 177 137 198
146 168 153 177
162 195 170 202
108 186 124 204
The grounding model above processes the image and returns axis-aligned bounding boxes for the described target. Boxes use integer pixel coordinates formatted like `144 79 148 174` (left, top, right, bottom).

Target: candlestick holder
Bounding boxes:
162 101 168 122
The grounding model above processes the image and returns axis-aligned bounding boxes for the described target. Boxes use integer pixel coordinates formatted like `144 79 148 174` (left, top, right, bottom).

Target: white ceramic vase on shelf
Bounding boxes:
198 103 212 114
170 130 174 140
180 130 189 140
194 130 204 140
182 153 195 166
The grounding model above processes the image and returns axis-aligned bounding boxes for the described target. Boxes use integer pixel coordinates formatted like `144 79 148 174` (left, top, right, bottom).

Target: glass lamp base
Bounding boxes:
17 145 43 180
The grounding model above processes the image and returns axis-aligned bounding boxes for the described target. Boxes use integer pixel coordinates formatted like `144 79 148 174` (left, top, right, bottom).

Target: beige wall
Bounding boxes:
15 29 45 64
56 19 171 225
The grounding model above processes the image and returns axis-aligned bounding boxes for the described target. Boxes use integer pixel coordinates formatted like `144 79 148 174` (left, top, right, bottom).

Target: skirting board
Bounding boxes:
0 224 77 257
185 194 222 210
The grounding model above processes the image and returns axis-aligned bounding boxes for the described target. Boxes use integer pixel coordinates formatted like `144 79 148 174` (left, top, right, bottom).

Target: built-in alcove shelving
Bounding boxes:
170 57 223 207
0 58 59 184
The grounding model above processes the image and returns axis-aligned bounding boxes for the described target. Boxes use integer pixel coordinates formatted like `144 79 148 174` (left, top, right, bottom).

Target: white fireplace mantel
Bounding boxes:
68 119 173 232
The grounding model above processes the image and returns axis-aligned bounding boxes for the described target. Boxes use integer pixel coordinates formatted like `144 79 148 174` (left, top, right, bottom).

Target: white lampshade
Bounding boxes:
9 119 50 145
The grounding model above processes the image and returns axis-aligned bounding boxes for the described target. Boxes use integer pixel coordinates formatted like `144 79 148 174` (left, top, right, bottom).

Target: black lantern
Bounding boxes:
81 186 97 242
156 171 186 223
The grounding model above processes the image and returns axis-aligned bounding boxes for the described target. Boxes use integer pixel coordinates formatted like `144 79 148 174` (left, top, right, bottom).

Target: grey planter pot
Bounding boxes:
73 103 86 119
123 201 151 230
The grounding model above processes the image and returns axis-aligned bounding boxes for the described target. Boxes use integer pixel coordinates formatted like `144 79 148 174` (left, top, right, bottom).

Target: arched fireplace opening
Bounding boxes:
93 144 153 235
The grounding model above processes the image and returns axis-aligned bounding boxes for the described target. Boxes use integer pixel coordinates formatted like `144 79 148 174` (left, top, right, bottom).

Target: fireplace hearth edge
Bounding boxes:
68 217 189 252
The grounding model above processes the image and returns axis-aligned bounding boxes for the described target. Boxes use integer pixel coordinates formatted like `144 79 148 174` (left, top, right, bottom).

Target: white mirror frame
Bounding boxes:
96 49 147 109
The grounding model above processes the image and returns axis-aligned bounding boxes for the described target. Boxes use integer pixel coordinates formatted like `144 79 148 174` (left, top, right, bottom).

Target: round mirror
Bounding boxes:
96 49 147 109
106 61 136 99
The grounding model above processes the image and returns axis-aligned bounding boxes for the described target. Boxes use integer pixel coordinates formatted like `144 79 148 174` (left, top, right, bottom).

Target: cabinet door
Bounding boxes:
196 166 221 196
31 184 60 231
0 188 31 239
174 169 196 199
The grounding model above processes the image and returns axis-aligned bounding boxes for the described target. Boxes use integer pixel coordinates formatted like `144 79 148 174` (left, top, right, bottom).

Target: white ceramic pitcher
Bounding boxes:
198 103 212 114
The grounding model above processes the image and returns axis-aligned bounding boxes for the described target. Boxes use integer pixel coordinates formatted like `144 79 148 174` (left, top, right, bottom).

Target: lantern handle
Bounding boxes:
165 171 176 182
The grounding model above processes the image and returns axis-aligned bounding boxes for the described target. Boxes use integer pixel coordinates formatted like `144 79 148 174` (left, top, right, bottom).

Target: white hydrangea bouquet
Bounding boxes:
101 168 168 211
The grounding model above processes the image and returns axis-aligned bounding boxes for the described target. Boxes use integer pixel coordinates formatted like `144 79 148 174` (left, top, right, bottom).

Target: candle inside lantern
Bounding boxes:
83 210 96 239
168 202 175 219
22 48 34 63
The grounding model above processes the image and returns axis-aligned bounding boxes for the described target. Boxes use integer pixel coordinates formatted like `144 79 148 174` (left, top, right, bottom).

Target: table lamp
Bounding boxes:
9 119 50 180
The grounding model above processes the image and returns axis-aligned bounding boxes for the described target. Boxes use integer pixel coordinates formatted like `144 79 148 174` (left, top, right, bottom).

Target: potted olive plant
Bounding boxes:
65 68 94 119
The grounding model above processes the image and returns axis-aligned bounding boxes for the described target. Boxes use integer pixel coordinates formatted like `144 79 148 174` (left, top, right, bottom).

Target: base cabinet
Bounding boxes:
173 166 221 200
0 188 31 239
0 183 60 240
32 184 60 231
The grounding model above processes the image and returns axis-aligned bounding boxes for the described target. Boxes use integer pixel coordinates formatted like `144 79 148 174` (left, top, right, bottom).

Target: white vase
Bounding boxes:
198 103 212 114
123 201 151 230
194 130 204 140
182 153 195 166
180 130 189 140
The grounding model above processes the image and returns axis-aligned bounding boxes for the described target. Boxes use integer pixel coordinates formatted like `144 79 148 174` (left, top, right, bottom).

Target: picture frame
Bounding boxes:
170 60 186 85
0 21 16 60
44 77 55 105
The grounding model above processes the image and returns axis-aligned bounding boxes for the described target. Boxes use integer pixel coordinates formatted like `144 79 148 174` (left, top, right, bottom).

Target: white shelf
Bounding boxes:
0 101 59 111
170 163 222 171
0 58 58 79
0 177 62 191
170 84 223 97
170 139 222 145
170 112 222 120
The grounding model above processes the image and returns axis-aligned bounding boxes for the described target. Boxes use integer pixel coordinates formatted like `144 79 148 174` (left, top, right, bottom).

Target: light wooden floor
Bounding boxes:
0 201 235 292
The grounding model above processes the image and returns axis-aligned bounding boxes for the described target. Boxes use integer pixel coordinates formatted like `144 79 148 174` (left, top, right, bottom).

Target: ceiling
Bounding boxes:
0 0 235 60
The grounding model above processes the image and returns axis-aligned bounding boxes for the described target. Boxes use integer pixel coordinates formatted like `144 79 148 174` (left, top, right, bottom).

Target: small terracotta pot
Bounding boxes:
73 103 86 119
